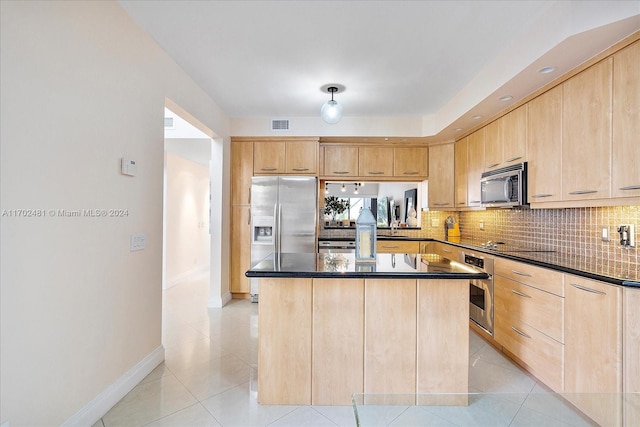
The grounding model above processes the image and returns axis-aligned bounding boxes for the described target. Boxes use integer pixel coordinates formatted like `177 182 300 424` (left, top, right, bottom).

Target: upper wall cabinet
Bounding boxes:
323 146 359 177
394 147 428 178
454 137 468 208
483 105 527 171
527 85 562 203
428 143 455 210
562 58 612 201
466 129 484 207
254 138 318 175
612 40 640 199
359 147 394 177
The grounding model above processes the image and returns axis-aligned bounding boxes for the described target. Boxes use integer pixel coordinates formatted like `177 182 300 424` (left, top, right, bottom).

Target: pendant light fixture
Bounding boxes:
321 86 343 124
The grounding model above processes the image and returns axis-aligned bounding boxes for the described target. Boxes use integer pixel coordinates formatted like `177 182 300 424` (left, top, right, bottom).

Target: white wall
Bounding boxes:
165 153 211 287
0 1 229 426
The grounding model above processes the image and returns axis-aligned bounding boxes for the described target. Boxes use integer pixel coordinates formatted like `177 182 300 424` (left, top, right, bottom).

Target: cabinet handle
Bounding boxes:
443 248 452 253
469 200 481 204
505 156 522 163
433 202 451 206
620 185 640 191
511 270 532 277
532 194 553 198
248 187 251 204
511 289 531 298
403 171 419 175
292 167 309 172
569 190 597 195
457 202 466 205
570 283 606 295
261 167 277 171
511 326 531 339
486 162 500 169
382 245 400 249
332 171 350 175
247 208 251 225
368 171 384 175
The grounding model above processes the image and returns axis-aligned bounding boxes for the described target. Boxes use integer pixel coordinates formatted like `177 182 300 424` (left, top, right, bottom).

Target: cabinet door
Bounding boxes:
562 59 612 200
484 119 502 171
393 147 428 178
501 105 527 166
612 41 640 199
565 275 622 425
323 146 358 177
312 279 364 405
365 279 416 394
428 143 455 210
231 139 254 205
528 86 562 203
253 141 285 174
230 206 251 293
359 147 394 177
454 137 468 208
466 129 484 207
624 287 640 425
376 240 420 253
286 140 317 174
258 278 312 404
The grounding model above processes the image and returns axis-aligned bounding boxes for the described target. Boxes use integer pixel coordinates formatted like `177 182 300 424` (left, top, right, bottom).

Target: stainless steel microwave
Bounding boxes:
480 162 527 207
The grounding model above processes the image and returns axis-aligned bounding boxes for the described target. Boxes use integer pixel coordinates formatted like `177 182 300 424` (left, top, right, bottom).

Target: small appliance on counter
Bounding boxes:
445 216 460 242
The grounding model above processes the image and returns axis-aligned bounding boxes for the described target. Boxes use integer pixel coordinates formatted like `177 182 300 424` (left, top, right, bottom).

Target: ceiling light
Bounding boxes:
539 66 557 74
321 86 343 124
471 115 482 120
499 95 513 102
455 127 463 132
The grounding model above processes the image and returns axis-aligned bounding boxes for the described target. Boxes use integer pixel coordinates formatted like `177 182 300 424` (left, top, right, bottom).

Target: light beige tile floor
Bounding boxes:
95 273 572 427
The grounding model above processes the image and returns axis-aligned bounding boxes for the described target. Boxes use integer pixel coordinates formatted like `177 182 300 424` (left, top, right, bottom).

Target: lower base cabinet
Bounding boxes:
564 275 622 426
624 287 640 426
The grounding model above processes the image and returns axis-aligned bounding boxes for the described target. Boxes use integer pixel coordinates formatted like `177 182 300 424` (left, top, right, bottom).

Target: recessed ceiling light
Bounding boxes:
455 128 463 132
539 66 557 74
499 95 513 102
471 115 482 120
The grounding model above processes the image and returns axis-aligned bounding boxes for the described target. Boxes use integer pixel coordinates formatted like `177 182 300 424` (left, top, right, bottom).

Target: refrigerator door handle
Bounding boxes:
277 203 283 255
273 203 279 255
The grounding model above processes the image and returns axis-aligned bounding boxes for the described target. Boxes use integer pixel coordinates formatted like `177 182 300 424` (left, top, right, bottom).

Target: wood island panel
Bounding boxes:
258 278 312 405
312 279 364 405
364 279 417 394
417 279 469 394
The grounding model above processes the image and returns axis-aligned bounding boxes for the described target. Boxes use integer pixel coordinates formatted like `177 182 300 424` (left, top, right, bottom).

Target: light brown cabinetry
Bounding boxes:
394 147 428 178
428 143 455 210
364 279 417 394
253 141 285 174
312 279 364 405
358 147 394 177
454 137 468 208
562 58 613 201
230 206 251 294
258 278 312 405
466 129 484 207
323 146 359 177
431 241 456 259
254 139 318 175
231 139 254 205
483 106 527 171
612 40 640 199
376 240 420 254
624 287 640 426
493 258 564 391
564 275 622 426
527 86 562 203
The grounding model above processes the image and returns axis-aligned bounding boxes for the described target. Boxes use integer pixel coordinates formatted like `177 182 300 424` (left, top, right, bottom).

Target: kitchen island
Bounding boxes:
246 252 488 405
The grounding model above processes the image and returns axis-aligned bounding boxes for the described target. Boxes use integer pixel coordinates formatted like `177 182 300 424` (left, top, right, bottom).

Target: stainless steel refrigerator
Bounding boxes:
250 176 317 300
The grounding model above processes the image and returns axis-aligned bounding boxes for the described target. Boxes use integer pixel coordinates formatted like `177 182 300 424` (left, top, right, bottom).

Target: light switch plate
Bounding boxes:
431 218 439 227
130 233 146 251
121 158 137 176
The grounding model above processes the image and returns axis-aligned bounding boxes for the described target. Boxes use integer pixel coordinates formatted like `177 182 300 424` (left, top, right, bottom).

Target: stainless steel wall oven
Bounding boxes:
460 251 494 335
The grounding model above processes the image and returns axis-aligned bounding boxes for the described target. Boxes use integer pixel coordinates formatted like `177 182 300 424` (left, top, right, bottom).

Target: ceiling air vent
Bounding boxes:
271 119 290 131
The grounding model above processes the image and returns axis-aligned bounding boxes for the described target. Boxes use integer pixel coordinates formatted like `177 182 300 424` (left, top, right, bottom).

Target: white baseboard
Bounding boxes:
62 346 165 427
209 291 232 308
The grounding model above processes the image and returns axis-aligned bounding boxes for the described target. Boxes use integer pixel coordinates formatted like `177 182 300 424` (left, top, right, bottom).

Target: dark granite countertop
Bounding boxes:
436 238 640 287
246 252 489 280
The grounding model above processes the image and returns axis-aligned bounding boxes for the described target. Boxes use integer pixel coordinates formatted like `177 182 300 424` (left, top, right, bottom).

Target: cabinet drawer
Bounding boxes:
431 242 456 259
495 258 564 296
376 240 420 254
495 277 564 343
494 316 563 392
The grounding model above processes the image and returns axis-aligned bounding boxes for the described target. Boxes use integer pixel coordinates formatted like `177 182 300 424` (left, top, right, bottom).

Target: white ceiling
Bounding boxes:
119 1 639 140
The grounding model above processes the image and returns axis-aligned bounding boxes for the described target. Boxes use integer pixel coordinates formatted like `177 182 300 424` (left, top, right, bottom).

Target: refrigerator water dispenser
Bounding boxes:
252 216 274 245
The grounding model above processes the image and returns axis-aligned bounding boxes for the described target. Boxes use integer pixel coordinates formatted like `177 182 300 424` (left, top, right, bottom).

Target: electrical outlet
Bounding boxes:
431 218 439 227
130 233 146 251
479 221 484 231
617 224 635 247
601 227 609 242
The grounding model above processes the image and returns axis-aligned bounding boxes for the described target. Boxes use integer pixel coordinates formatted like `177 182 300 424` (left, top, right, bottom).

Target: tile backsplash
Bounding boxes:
321 206 639 278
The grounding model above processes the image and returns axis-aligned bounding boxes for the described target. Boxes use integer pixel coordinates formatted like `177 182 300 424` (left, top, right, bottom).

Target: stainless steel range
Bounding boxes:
460 251 494 336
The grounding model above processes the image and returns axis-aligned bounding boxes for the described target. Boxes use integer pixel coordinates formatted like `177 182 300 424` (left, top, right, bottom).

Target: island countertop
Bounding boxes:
246 252 489 280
